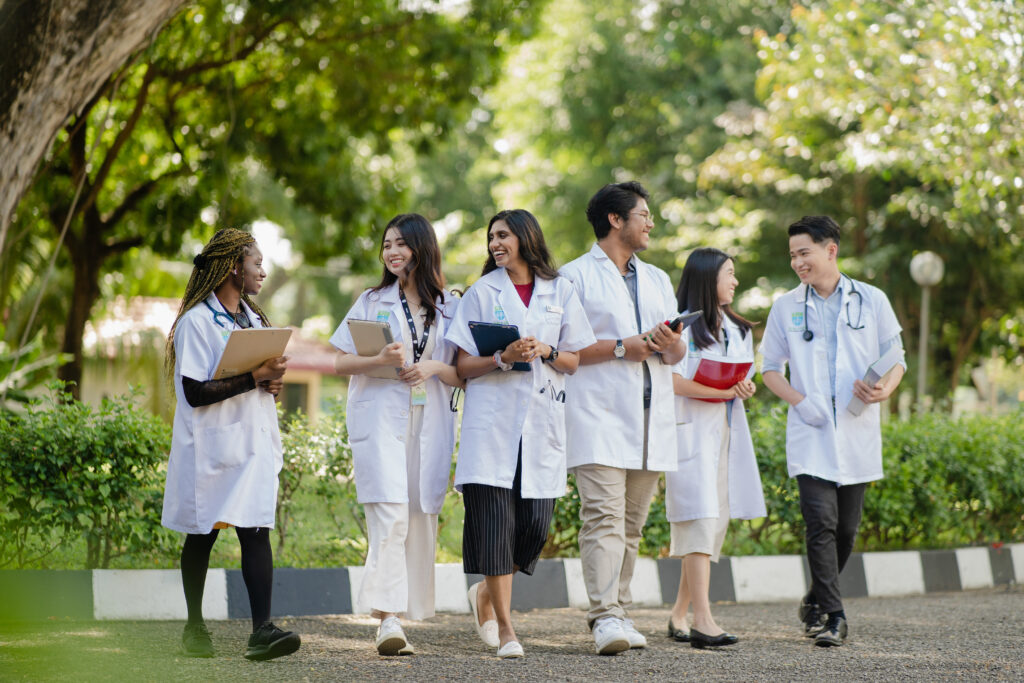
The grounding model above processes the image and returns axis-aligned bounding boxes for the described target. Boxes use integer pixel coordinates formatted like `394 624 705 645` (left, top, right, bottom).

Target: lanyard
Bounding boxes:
398 289 430 364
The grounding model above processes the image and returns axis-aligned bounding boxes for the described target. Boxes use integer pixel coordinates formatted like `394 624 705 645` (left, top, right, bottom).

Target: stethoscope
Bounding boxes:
801 275 864 341
203 299 241 329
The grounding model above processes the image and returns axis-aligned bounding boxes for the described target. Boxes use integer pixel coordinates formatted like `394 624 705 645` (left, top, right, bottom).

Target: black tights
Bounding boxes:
181 526 273 631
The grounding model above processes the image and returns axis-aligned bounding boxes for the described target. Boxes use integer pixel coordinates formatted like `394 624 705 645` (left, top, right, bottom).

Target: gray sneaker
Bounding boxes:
180 621 214 658
244 621 301 661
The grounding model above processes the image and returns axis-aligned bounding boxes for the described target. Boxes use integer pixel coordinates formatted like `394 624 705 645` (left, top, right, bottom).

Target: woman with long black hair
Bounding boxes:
330 213 461 655
445 209 595 658
665 247 766 648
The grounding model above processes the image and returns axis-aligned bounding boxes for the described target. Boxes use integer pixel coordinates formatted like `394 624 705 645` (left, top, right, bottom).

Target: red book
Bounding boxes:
692 353 753 403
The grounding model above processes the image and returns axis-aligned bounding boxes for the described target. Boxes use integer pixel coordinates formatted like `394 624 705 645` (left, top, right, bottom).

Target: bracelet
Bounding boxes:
492 350 512 372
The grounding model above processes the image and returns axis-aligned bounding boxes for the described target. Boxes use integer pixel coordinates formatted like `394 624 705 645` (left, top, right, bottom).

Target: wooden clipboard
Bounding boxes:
347 319 401 379
212 328 293 380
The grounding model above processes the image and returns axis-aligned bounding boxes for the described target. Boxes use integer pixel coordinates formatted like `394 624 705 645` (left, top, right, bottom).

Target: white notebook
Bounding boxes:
846 344 903 416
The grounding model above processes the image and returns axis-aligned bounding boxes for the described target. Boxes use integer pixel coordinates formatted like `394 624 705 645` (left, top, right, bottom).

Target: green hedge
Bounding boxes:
0 386 175 569
2 391 1020 569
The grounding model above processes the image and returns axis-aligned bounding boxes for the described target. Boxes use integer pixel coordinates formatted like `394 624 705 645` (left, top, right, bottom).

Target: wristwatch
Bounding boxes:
613 339 626 359
492 350 513 372
543 346 559 363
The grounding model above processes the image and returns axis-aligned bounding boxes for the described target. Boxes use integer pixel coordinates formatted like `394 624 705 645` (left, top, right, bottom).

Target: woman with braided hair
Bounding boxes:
163 228 300 661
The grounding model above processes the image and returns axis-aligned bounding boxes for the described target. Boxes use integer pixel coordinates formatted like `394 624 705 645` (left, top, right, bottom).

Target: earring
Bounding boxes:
233 270 238 275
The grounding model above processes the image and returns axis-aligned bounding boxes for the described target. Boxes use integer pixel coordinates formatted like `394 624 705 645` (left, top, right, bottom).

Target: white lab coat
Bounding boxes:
759 278 903 485
559 243 678 471
665 314 766 522
329 283 459 514
162 292 282 534
445 267 596 499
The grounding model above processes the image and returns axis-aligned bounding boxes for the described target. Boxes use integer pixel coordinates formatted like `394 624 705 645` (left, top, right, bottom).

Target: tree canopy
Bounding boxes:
4 0 544 398
4 0 1023 405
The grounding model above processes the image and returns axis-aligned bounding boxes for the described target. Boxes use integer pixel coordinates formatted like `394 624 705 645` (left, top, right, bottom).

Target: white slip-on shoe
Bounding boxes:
592 617 630 656
468 582 500 648
375 616 408 656
622 618 648 648
496 640 524 659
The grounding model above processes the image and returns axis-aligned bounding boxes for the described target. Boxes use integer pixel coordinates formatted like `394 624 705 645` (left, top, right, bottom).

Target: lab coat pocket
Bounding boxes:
546 399 567 452
347 399 373 443
198 421 247 473
675 422 696 463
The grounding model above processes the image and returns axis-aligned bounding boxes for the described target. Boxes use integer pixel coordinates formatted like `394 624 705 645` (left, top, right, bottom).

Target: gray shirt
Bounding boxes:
622 260 653 406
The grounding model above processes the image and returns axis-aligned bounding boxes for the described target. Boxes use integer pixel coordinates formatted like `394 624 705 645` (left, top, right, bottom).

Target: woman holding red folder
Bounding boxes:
665 248 766 648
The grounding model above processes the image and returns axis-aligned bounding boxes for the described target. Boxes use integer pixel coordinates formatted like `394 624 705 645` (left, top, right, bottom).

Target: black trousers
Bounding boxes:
797 474 867 614
461 446 554 577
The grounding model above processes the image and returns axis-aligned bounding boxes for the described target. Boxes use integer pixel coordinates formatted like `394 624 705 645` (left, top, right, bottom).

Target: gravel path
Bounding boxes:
2 586 1022 681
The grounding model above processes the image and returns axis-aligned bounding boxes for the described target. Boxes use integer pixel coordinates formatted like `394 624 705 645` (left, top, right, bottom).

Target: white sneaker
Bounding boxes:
375 616 408 656
496 640 524 658
622 618 647 648
592 617 630 656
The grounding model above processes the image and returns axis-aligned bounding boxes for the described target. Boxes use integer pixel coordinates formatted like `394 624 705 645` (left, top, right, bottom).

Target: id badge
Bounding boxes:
411 384 427 406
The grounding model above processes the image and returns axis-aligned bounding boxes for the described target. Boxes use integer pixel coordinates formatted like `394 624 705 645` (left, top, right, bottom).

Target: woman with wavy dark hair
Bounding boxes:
665 247 765 649
445 209 595 658
163 228 299 662
330 213 462 656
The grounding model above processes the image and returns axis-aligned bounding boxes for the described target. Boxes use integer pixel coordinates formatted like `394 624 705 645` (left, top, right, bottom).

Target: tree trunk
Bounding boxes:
0 0 188 253
57 229 103 398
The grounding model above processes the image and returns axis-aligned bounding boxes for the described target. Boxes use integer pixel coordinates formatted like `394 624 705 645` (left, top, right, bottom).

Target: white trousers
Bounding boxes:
359 405 439 620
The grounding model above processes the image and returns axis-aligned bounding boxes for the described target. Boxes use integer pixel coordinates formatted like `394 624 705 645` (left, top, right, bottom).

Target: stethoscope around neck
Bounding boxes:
203 299 242 329
801 275 864 341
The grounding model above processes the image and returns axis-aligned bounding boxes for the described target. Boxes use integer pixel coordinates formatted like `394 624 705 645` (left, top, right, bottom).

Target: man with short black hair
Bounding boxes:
561 181 685 655
760 215 906 647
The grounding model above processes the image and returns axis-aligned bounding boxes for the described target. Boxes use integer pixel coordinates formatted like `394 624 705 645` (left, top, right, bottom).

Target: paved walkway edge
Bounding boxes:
1 544 1020 620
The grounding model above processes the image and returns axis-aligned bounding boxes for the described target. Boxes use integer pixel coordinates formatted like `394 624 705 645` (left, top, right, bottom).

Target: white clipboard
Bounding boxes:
212 328 293 380
347 319 401 380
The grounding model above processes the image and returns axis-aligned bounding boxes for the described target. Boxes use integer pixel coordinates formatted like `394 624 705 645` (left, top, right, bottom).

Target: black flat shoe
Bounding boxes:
689 629 739 649
667 618 690 642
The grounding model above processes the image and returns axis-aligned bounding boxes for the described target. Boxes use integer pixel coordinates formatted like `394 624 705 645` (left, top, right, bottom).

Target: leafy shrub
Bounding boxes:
276 400 368 567
0 385 175 568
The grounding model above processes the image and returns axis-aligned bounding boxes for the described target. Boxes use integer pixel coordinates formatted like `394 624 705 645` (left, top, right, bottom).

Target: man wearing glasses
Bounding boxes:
560 182 685 654
760 215 906 647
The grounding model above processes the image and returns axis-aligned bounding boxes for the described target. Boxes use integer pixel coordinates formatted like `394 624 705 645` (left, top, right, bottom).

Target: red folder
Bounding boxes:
692 356 753 403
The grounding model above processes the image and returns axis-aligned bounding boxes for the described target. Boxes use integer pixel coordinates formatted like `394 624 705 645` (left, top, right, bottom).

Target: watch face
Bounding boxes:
614 341 625 358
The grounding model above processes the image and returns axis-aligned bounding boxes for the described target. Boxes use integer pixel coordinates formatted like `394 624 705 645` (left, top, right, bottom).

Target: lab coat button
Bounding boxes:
397 435 405 442
261 426 267 433
401 410 408 417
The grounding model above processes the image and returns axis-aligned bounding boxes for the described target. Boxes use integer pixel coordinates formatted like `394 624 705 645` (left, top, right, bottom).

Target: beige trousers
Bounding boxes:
571 408 660 626
359 405 438 620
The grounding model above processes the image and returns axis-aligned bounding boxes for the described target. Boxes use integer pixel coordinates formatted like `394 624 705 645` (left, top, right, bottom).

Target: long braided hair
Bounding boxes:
165 228 271 375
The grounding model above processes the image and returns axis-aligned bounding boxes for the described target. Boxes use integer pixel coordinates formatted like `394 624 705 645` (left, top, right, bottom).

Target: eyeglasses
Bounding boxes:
628 211 654 224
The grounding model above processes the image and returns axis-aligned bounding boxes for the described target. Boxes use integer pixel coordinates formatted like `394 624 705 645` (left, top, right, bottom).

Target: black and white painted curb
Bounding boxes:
2 544 1020 621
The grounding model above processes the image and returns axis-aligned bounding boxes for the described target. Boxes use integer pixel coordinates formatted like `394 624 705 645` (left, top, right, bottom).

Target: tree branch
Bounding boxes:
157 19 291 83
102 167 187 229
80 64 158 212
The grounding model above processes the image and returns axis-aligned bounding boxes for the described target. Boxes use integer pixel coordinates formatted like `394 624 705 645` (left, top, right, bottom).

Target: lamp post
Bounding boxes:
909 251 944 408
